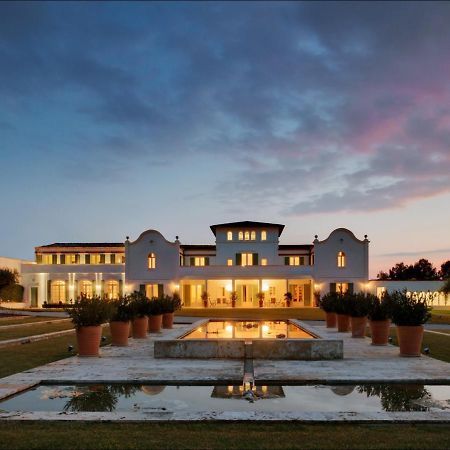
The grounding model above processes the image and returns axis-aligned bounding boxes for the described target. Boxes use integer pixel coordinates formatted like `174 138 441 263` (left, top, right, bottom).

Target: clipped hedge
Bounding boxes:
0 284 24 302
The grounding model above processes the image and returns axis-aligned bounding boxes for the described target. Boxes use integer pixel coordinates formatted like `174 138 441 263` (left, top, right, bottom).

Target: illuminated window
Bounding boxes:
261 231 267 241
145 284 159 298
227 259 233 266
51 281 66 302
194 257 205 266
336 282 348 294
79 280 93 298
90 254 101 265
238 231 243 241
66 254 78 265
337 251 346 268
289 256 300 266
106 280 120 299
250 231 256 240
261 258 267 266
115 254 125 264
227 231 233 241
244 231 250 241
241 253 253 266
148 253 156 269
42 254 54 264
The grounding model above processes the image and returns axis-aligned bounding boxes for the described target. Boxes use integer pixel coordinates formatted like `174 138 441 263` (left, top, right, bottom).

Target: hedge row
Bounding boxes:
0 284 24 302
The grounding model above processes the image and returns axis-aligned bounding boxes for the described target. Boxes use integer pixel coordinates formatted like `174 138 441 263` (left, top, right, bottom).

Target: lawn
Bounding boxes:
0 422 449 449
0 316 63 326
431 309 450 324
0 321 74 341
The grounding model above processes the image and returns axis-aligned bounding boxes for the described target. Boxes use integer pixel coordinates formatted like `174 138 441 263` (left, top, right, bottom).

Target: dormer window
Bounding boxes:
261 230 267 241
337 251 346 268
148 252 156 269
227 231 233 241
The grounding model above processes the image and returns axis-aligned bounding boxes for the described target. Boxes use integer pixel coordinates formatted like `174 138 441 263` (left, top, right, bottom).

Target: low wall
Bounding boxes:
0 302 27 309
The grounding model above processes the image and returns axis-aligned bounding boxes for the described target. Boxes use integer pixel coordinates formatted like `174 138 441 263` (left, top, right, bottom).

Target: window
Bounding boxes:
241 253 253 266
337 251 346 268
250 231 256 240
227 259 233 266
60 254 66 265
51 281 66 302
90 254 101 265
244 231 250 241
261 230 267 241
148 253 156 269
285 256 305 266
106 280 120 299
145 284 159 298
261 258 267 266
99 254 106 264
84 254 91 264
79 280 93 298
227 231 233 241
110 254 116 264
116 254 125 264
194 257 205 266
238 231 243 241
66 254 78 264
336 282 348 294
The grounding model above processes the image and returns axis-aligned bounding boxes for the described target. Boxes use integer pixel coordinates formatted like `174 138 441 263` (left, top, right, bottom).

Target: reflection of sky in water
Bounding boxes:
1 384 449 413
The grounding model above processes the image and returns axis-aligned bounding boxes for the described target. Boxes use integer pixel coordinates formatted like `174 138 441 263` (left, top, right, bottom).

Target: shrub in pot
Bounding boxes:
129 292 150 339
161 294 182 329
201 291 209 308
334 293 352 332
109 296 134 346
348 293 373 338
284 292 293 308
368 293 393 346
65 294 113 357
148 297 164 333
230 291 237 308
318 292 339 328
390 290 431 357
256 292 265 308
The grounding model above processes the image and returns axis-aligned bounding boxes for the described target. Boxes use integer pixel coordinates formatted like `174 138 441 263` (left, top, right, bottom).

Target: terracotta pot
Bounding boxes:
259 299 264 308
286 301 291 308
132 316 148 339
76 325 102 357
351 316 367 338
370 320 391 346
396 325 424 357
231 300 236 308
203 300 208 308
148 314 163 333
325 312 337 328
336 314 351 332
110 320 130 346
162 312 174 329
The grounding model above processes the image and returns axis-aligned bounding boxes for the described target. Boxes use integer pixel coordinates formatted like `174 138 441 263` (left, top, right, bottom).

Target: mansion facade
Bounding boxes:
5 221 447 308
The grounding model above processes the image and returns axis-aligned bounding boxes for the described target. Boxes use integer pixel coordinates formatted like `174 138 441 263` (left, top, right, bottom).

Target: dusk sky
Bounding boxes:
1 1 450 277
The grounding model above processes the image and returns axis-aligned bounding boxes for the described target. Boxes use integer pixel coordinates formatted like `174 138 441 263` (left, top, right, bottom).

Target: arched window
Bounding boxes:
148 253 156 269
337 251 346 268
227 231 233 241
250 231 256 240
261 230 267 241
238 231 243 241
244 231 250 241
79 280 93 298
106 280 120 299
51 280 66 302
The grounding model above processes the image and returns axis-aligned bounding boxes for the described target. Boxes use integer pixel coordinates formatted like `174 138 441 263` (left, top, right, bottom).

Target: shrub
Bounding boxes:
65 294 114 329
110 296 134 322
160 294 182 314
0 284 24 301
128 292 150 318
390 290 431 326
0 268 19 290
318 292 339 313
334 292 352 315
348 292 374 318
368 293 394 321
148 297 164 316
43 301 75 309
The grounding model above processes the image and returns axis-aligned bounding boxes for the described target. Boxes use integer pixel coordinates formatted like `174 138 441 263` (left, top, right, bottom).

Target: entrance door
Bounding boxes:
30 287 38 307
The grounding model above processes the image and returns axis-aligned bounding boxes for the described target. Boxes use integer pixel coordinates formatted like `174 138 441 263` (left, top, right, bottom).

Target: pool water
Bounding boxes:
182 320 315 340
1 384 449 413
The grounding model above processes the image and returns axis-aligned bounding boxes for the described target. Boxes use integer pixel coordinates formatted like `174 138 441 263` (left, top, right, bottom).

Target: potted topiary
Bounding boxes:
161 294 182 329
348 293 373 338
284 292 293 308
109 296 134 346
148 297 164 333
201 291 209 308
368 293 393 346
318 292 338 328
390 290 431 357
256 292 265 308
230 291 238 308
129 292 150 339
334 292 352 332
65 294 113 357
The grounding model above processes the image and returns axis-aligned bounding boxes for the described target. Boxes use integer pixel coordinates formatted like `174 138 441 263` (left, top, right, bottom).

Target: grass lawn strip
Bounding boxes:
0 316 63 326
0 321 75 341
0 422 449 449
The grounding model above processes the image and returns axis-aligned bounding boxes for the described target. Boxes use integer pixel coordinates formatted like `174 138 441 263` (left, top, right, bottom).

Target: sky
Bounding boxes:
0 1 449 278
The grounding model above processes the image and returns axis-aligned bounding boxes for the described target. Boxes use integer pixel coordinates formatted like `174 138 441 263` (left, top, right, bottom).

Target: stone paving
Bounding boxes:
0 320 449 422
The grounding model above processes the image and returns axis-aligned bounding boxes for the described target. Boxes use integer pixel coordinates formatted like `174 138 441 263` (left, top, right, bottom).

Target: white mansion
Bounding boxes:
4 221 447 308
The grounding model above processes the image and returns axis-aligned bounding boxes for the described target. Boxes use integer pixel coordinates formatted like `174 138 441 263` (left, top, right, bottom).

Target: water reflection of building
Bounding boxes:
141 386 166 395
329 385 355 396
211 385 285 399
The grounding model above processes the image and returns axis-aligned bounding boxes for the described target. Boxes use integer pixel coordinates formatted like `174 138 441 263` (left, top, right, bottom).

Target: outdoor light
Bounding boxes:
225 283 232 292
424 347 430 354
262 324 270 333
262 283 269 292
225 324 233 333
388 337 393 343
67 345 73 352
101 336 106 342
227 385 233 394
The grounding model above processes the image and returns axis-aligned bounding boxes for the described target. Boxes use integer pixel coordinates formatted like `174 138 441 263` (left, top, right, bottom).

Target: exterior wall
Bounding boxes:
313 228 369 295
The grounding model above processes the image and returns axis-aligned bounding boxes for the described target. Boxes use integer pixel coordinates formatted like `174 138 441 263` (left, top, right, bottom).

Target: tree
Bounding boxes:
0 268 18 290
377 259 439 281
440 260 450 280
411 259 439 280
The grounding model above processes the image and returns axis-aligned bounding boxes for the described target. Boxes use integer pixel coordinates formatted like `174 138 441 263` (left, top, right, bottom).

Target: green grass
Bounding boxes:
0 329 111 379
0 422 449 449
0 316 63 326
178 307 325 321
0 321 74 341
431 309 450 324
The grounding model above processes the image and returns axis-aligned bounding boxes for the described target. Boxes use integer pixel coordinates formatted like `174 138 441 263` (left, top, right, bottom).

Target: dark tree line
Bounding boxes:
377 259 450 281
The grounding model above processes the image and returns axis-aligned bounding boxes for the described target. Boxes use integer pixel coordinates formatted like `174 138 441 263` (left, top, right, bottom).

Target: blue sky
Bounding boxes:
1 1 450 277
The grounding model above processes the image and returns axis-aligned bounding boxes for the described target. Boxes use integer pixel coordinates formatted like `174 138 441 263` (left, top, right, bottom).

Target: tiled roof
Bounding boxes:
210 221 285 236
37 243 124 248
